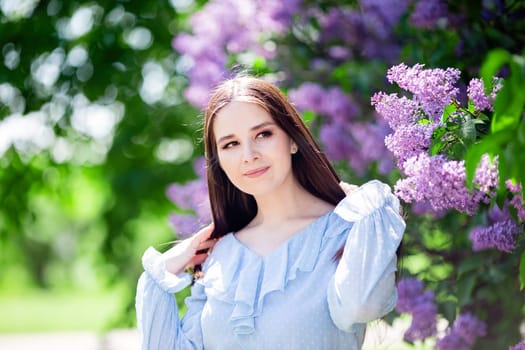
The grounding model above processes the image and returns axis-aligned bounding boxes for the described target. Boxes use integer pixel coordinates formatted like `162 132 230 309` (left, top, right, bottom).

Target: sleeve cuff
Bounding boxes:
142 246 192 293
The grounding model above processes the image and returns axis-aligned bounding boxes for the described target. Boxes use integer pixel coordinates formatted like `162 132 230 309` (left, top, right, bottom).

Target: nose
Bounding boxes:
241 141 259 163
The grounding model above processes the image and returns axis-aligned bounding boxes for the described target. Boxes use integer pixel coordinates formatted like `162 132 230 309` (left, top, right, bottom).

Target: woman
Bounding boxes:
136 76 405 349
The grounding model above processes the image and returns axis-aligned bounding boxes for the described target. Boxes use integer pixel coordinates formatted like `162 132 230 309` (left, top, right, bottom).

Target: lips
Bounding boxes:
243 166 269 178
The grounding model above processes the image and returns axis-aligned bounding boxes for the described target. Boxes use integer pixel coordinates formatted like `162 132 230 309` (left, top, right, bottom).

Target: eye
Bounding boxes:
256 130 273 139
221 141 238 149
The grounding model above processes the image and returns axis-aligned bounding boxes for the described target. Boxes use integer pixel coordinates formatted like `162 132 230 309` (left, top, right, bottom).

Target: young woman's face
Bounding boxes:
213 101 297 197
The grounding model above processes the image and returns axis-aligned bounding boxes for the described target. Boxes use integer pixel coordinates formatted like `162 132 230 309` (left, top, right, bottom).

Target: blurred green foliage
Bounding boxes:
0 0 202 327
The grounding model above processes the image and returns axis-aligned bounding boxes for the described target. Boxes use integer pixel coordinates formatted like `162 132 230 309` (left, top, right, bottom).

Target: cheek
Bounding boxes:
217 152 236 177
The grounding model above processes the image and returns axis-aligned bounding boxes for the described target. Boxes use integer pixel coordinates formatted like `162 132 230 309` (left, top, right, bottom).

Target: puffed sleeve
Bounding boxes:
327 180 405 332
135 247 206 350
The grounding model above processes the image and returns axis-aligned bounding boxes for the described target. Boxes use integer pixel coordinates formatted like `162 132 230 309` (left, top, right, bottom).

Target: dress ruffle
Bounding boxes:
196 180 396 336
197 210 341 335
333 179 401 224
142 246 193 293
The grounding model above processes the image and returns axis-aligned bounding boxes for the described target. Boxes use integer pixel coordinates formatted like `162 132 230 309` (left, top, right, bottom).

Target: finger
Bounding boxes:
339 181 358 195
191 223 215 250
196 239 216 251
195 223 214 240
189 253 209 266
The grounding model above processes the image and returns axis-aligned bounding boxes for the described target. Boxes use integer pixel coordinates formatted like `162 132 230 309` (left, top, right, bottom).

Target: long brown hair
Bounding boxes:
203 75 346 239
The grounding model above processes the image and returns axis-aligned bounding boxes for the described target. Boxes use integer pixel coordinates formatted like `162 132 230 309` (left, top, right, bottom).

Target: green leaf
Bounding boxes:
461 118 477 144
518 121 525 145
464 129 512 186
441 103 457 123
480 48 511 88
457 272 477 307
301 110 317 126
491 112 521 133
457 254 485 278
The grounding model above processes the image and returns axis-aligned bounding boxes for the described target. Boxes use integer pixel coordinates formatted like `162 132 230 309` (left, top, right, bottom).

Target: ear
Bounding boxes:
290 142 298 154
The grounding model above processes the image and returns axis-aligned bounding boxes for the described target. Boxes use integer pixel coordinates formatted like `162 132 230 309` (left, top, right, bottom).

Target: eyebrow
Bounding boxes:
216 121 276 144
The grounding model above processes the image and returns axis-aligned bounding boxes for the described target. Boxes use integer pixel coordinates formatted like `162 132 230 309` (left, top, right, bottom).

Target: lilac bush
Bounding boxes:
173 0 302 108
436 313 487 350
510 342 525 350
374 62 524 346
396 278 438 341
165 1 525 347
372 64 515 223
166 157 210 237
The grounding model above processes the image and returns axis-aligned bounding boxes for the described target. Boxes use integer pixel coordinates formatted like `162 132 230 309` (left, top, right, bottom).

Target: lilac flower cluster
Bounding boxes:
166 157 211 237
436 312 487 350
289 82 393 174
315 0 410 62
506 180 525 221
409 0 449 29
467 77 502 112
469 203 521 253
510 341 525 350
288 83 358 124
373 64 502 215
386 63 460 120
393 153 497 215
396 278 438 341
173 0 302 108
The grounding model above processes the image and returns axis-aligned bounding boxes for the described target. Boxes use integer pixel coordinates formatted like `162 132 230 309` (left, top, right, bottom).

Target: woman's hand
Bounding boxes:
162 223 216 275
339 181 358 195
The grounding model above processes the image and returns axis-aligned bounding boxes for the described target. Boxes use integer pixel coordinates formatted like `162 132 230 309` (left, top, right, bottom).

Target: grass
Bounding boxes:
0 289 123 333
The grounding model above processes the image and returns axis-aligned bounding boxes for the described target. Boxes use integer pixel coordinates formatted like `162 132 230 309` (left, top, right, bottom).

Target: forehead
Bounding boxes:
213 101 274 137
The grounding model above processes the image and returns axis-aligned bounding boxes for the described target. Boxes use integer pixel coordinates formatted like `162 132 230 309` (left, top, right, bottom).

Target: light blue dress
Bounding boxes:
136 180 405 350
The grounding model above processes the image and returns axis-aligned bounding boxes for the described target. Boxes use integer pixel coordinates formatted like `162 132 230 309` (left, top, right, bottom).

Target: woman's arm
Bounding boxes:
327 180 405 332
135 225 215 350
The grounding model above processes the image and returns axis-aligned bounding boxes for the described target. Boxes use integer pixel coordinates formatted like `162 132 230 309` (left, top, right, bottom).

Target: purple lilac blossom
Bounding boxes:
317 7 362 47
350 120 394 175
436 332 470 350
370 92 421 130
394 152 499 214
384 123 435 169
315 1 409 62
396 278 438 341
166 157 211 237
359 0 410 60
510 342 525 350
386 63 461 120
319 119 394 176
506 180 525 221
319 122 355 162
469 217 521 253
409 0 449 29
452 313 487 345
437 312 486 350
360 0 410 32
173 0 302 108
321 87 359 123
467 77 502 112
473 154 499 195
288 82 326 114
411 201 448 218
288 83 358 123
394 154 480 214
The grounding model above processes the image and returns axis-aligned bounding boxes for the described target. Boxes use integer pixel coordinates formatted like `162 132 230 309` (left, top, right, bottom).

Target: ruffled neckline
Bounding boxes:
229 209 335 260
196 180 393 336
196 209 350 336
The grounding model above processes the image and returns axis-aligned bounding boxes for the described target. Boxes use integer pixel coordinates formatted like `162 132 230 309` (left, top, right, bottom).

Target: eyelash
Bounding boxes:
221 130 273 149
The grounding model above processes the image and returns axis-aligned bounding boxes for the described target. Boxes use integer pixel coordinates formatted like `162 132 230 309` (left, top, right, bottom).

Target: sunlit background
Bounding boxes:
1 0 524 349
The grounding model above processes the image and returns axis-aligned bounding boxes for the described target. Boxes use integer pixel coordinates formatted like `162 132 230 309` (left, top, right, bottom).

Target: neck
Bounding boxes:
250 179 327 227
